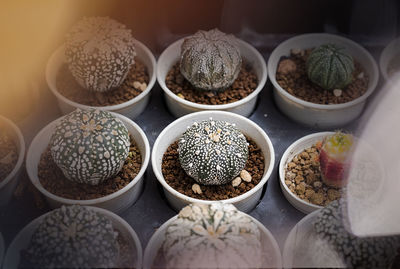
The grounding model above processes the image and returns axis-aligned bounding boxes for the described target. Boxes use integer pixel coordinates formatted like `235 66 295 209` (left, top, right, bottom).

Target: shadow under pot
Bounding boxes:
157 28 267 118
46 17 156 119
151 110 275 213
268 33 379 128
0 115 25 207
3 205 143 269
26 109 150 214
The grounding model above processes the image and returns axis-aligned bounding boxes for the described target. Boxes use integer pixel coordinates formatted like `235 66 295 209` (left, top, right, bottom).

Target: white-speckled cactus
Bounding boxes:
65 16 136 92
24 205 119 268
180 28 242 91
178 119 248 185
50 109 130 185
162 203 262 269
314 200 400 268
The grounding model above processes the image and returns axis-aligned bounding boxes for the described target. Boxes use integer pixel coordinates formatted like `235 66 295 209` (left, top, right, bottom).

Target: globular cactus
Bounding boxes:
306 44 354 90
180 28 242 91
162 203 262 269
319 132 353 188
24 205 119 268
50 109 130 185
65 16 136 92
314 200 400 268
178 119 248 185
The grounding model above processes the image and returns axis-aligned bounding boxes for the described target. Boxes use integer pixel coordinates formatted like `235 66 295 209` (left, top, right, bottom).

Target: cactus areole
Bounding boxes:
319 132 354 188
162 203 262 268
178 119 248 185
180 28 242 91
24 205 119 268
65 16 136 92
306 44 355 90
50 109 130 185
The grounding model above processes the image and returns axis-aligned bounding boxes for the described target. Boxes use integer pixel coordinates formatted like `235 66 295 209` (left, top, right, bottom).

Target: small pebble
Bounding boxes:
232 177 242 187
357 72 364 79
277 59 297 75
177 93 185 99
139 82 147 92
192 184 202 194
133 81 142 89
291 48 304 56
240 170 252 182
333 89 342 97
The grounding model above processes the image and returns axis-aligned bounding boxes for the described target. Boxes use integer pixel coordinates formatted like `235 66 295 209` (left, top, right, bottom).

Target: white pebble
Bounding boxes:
133 81 142 89
357 72 364 79
192 184 202 194
333 89 342 97
240 170 252 182
139 82 147 91
232 177 242 187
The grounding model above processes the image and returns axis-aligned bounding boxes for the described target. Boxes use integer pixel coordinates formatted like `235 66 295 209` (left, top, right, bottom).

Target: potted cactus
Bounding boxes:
46 16 156 119
157 28 267 117
143 202 282 269
268 33 379 128
4 205 142 269
151 110 275 212
26 108 150 213
0 115 25 207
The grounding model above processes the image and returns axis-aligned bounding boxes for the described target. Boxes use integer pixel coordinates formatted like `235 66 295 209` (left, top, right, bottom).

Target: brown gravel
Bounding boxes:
0 125 18 182
38 136 142 200
276 48 369 104
165 61 258 105
57 60 149 106
161 138 265 200
285 143 342 206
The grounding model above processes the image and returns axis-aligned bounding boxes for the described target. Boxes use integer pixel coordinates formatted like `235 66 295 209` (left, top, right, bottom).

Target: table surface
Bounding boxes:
0 44 385 257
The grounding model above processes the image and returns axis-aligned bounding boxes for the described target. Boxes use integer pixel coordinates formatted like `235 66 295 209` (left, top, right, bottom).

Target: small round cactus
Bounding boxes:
178 119 248 185
162 203 262 269
50 109 130 185
306 44 354 90
180 28 242 91
65 16 136 92
24 205 119 268
314 200 400 268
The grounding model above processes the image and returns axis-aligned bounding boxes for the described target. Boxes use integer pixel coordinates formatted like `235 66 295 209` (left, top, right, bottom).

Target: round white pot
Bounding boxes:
379 37 400 82
0 232 4 268
151 110 275 213
26 112 150 214
143 213 282 269
157 37 267 118
268 33 379 128
0 115 25 207
283 210 345 268
3 206 143 269
46 39 157 119
279 132 334 214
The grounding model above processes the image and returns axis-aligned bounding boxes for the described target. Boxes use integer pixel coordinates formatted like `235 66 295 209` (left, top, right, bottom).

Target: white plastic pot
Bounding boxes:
283 210 345 268
268 33 379 128
379 37 400 82
46 40 157 119
26 112 150 214
3 206 143 269
143 213 282 269
0 115 25 207
151 110 275 213
157 37 267 118
279 132 334 214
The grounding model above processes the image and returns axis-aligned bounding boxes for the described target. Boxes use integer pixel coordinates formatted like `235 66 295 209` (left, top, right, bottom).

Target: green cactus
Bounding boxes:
306 44 354 90
24 205 119 268
65 16 136 92
178 119 248 185
50 109 130 185
180 28 242 91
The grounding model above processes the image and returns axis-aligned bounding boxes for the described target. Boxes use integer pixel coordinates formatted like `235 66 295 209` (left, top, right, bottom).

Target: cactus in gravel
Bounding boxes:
180 28 242 91
162 203 262 269
24 205 119 268
319 132 353 188
50 109 130 185
314 200 400 268
306 44 354 90
178 119 248 185
65 16 136 92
